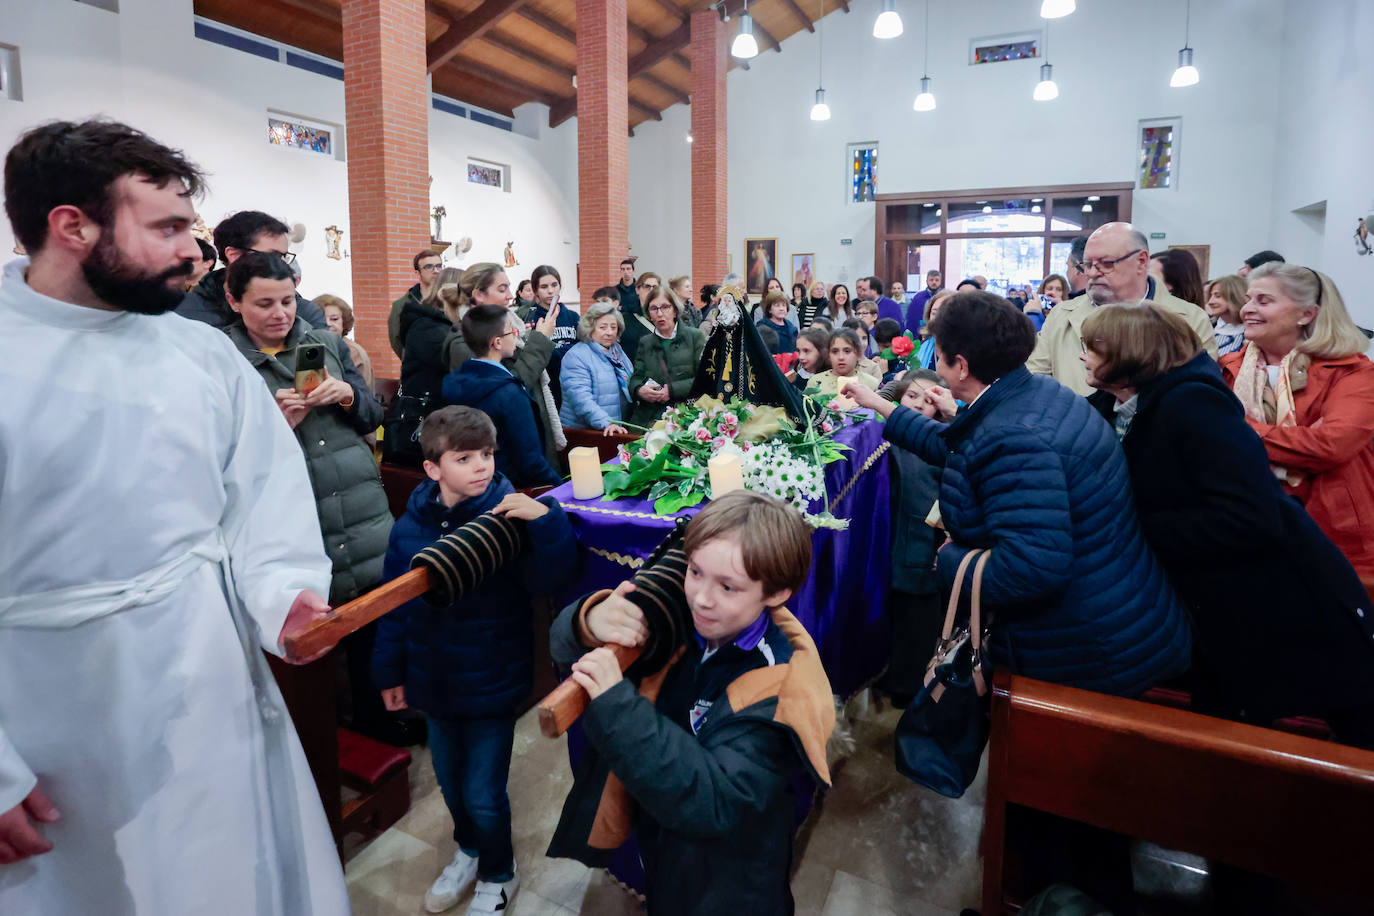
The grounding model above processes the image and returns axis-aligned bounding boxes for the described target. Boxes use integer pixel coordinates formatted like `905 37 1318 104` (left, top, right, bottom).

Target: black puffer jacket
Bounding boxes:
397 299 453 401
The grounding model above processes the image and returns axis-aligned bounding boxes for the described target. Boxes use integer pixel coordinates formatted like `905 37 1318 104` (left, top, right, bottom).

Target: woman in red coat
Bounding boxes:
1220 263 1374 580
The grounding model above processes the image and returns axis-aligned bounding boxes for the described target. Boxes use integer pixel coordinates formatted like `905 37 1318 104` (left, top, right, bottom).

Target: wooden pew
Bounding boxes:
982 670 1374 915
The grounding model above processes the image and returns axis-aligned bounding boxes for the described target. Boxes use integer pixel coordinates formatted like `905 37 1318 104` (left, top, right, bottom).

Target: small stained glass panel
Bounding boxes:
267 117 331 155
973 39 1038 64
467 162 503 187
849 143 877 203
1138 119 1180 190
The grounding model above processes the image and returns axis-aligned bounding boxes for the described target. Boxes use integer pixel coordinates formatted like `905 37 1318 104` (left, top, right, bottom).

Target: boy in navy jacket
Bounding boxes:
442 304 561 489
373 406 577 915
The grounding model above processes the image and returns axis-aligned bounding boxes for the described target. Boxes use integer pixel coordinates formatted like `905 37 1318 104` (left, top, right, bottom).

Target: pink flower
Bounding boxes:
741 442 752 452
695 427 712 442
617 445 631 464
711 436 730 451
827 399 842 411
721 424 739 439
720 411 739 428
821 420 834 434
637 448 651 460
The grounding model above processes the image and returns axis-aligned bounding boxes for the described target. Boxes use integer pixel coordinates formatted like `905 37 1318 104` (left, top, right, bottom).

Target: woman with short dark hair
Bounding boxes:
1081 304 1374 745
844 291 1191 697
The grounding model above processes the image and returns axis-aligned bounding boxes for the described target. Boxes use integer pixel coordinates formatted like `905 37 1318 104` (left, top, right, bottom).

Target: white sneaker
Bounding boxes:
424 849 479 913
466 867 519 915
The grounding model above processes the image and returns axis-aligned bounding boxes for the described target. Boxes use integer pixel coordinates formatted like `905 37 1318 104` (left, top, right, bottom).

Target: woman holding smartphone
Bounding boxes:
628 284 706 425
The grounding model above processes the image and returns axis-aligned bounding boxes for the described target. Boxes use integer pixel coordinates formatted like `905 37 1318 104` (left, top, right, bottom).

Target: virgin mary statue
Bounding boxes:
691 285 804 420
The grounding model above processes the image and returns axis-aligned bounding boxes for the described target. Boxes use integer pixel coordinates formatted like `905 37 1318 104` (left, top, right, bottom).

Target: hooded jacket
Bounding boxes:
883 367 1192 697
1219 346 1374 580
225 318 391 603
1119 351 1374 721
397 298 452 401
371 475 577 718
549 595 835 916
441 359 562 489
444 330 561 472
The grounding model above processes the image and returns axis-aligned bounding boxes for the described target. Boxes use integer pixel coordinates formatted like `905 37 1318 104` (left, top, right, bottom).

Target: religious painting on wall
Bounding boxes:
467 162 503 188
1168 244 1209 281
745 238 777 294
325 225 344 260
1138 118 1180 190
791 253 815 291
267 117 332 155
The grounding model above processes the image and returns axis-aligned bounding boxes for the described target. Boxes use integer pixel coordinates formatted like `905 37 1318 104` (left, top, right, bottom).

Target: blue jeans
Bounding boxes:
426 714 517 881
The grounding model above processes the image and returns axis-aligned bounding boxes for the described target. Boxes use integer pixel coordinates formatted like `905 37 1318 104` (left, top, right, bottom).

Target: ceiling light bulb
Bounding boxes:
1081 202 1093 212
1087 195 1100 202
873 0 903 38
810 88 831 121
981 205 993 214
1031 204 1042 213
1033 63 1059 101
1040 0 1075 18
1032 197 1044 202
923 202 934 208
686 133 694 143
1170 47 1199 87
913 76 935 112
731 12 759 59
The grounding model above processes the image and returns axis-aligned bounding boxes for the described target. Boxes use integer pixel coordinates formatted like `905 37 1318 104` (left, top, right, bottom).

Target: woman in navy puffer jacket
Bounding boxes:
845 291 1190 696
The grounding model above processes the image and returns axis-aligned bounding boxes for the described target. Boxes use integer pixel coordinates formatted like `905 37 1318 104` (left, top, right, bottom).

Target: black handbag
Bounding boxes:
381 391 430 464
894 547 992 798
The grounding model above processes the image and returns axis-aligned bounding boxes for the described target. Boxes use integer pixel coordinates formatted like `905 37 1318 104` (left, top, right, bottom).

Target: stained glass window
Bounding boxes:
268 117 331 155
1138 119 1180 190
850 144 877 203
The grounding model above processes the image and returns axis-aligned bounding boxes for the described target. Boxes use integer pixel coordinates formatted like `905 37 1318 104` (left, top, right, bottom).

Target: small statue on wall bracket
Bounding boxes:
431 205 447 242
325 225 344 260
504 241 517 268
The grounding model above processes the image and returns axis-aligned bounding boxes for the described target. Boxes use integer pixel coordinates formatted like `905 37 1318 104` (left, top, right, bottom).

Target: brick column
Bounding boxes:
575 0 629 303
342 0 430 378
690 10 728 288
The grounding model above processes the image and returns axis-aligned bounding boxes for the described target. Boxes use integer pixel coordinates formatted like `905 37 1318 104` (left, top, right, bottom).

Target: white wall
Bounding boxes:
627 103 693 280
631 0 1295 291
1268 0 1374 328
0 0 579 308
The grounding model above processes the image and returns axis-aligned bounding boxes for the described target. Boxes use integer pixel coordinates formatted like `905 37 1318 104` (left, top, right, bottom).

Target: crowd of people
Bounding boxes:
4 118 1374 916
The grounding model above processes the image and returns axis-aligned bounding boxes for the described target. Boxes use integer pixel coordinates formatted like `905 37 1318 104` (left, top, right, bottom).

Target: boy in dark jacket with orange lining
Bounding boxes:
549 491 835 915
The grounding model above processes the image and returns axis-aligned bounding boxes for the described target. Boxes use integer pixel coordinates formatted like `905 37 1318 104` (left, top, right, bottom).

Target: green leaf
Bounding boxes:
602 469 632 496
655 488 706 515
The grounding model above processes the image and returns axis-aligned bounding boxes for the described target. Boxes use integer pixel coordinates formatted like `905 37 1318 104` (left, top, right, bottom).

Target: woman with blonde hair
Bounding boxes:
1220 264 1374 578
1082 303 1374 745
1205 274 1248 355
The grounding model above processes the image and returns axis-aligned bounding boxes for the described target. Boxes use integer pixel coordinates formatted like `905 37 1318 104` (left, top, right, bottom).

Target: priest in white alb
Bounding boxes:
0 121 349 912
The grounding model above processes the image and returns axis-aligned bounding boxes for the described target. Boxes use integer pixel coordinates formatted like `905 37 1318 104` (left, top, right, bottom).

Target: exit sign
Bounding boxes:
1150 232 1166 239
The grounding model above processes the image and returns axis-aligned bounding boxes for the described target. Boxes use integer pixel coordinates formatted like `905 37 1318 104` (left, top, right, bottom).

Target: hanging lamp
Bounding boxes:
1170 0 1199 87
731 0 759 60
1033 21 1059 100
811 0 831 119
874 0 903 39
1040 0 1075 18
912 0 935 111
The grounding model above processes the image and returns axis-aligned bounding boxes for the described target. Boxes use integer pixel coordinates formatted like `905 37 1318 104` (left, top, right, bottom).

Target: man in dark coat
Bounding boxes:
388 249 443 359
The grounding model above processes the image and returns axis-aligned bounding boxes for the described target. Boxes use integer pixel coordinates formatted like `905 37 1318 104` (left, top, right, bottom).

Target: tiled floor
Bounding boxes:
344 695 982 915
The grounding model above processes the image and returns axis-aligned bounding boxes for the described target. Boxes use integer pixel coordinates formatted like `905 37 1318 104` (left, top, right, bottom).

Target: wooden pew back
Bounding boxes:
983 670 1374 914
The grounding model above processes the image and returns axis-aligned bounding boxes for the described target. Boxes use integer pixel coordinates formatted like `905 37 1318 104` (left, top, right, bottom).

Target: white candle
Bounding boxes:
568 446 605 500
708 453 744 497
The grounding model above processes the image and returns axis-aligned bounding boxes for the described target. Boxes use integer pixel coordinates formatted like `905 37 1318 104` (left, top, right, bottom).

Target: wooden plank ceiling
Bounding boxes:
192 0 847 129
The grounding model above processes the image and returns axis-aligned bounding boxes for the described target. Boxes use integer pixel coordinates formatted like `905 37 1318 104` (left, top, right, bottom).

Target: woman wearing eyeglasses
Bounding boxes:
1219 263 1374 580
628 284 705 426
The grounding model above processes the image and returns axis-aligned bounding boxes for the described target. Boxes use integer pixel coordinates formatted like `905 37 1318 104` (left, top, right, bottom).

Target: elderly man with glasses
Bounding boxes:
1027 222 1217 395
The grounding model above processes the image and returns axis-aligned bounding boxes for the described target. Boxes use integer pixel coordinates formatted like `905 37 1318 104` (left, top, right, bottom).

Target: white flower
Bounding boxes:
645 429 671 458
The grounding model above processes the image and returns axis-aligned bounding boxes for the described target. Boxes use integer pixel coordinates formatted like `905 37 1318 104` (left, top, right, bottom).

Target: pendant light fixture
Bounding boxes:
731 0 760 60
874 0 903 39
810 0 831 120
1039 0 1075 18
1170 0 1199 87
1033 20 1059 101
912 0 935 111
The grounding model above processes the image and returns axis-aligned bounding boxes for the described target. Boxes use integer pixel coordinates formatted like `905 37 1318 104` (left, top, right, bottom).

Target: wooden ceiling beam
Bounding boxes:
444 56 562 107
778 0 816 32
271 0 341 23
481 31 574 81
628 21 691 78
426 0 527 73
647 0 685 19
634 71 690 105
515 6 576 43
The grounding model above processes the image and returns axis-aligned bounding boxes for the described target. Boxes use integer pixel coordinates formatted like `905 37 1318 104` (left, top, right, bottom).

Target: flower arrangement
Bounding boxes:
880 332 917 370
430 205 447 241
601 394 856 526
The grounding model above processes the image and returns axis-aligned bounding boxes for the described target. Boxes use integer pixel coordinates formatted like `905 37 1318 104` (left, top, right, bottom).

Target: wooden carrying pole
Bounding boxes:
537 643 642 739
282 567 431 661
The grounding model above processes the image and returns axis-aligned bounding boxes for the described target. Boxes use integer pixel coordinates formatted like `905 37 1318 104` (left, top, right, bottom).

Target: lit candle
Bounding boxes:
568 446 605 500
708 453 744 497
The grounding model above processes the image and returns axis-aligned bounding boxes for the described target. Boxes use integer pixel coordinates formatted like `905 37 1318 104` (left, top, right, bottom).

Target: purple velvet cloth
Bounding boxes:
551 416 893 698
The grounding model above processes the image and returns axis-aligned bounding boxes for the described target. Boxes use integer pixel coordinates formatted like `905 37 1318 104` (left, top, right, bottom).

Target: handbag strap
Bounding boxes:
968 550 992 694
937 548 985 642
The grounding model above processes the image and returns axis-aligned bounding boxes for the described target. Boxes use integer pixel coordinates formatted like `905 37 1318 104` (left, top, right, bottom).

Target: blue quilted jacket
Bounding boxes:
883 367 1191 697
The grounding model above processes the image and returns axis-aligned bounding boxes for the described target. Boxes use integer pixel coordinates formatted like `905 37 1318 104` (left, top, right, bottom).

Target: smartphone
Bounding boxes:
294 344 326 396
1040 295 1056 310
